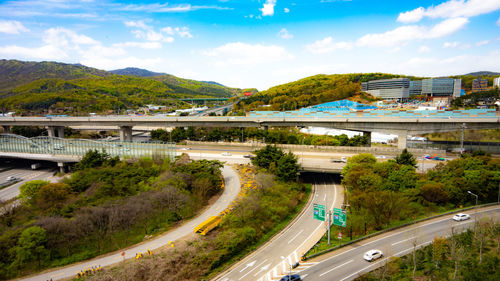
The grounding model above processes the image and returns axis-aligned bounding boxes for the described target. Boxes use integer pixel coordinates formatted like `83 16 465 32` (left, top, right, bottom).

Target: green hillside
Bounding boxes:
0 60 240 115
234 73 415 112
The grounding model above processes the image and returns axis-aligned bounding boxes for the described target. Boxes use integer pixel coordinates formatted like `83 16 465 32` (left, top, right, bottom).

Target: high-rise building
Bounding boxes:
409 80 422 96
409 78 461 97
493 77 500 88
472 78 488 93
361 78 410 100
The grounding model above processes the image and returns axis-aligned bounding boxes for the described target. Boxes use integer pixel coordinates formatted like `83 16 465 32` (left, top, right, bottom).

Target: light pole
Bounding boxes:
280 256 292 278
467 191 478 207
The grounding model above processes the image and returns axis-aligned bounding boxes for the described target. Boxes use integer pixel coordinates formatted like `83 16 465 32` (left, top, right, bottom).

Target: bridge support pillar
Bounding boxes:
47 126 65 138
363 131 371 147
2 125 10 134
397 131 408 149
57 162 65 173
119 126 133 142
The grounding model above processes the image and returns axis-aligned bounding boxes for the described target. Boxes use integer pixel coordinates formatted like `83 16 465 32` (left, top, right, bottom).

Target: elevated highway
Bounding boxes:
1 112 499 148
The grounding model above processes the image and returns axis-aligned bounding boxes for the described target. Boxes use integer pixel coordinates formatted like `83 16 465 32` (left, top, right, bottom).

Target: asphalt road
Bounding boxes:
295 206 500 281
0 167 56 201
17 165 241 281
216 173 343 281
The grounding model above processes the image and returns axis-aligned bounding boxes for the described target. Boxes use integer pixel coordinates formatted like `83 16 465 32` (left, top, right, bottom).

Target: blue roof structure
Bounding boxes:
299 99 377 112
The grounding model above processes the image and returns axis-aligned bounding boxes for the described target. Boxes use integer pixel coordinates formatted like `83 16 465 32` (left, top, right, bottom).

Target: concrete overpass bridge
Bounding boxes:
1 109 499 149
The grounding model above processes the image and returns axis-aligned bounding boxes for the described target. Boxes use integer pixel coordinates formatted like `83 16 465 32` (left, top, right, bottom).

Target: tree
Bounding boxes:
14 226 49 269
252 145 285 170
275 152 299 182
18 180 49 207
36 183 72 211
74 149 117 170
395 149 417 168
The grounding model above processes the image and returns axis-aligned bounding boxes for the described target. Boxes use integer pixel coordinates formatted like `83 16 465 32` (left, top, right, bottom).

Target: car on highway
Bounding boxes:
221 152 232 156
243 154 252 158
180 147 191 150
452 213 470 221
363 249 383 262
6 176 19 181
279 274 302 281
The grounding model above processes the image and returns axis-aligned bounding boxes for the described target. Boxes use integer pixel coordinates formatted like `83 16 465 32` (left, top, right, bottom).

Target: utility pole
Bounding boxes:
460 123 466 152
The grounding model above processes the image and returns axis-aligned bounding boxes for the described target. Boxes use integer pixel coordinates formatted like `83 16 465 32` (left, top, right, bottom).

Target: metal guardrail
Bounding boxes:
303 202 500 260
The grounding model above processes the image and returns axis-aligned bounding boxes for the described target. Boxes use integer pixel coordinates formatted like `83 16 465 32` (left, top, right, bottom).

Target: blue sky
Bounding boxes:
0 0 499 90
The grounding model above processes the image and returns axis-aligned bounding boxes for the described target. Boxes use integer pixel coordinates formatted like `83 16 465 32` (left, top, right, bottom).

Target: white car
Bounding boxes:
363 249 383 262
6 176 19 181
180 147 191 151
221 152 232 156
452 213 470 221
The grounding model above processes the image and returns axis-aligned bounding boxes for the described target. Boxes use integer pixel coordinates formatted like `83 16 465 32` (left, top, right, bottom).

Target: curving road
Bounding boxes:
216 174 343 281
294 205 500 281
16 165 240 281
0 168 57 201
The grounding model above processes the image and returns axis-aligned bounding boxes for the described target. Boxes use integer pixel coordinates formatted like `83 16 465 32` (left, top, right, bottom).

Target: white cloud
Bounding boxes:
119 3 231 13
0 20 30 34
357 17 468 47
497 17 500 26
175 27 193 38
397 0 500 23
284 8 290 13
278 28 293 39
124 20 149 29
204 42 293 66
125 21 192 43
0 45 63 60
442 41 471 49
418 46 430 53
476 40 490 46
306 37 353 54
260 0 276 16
44 27 99 50
114 41 162 49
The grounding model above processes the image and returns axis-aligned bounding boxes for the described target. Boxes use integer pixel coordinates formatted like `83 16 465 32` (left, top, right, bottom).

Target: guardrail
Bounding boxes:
303 202 499 260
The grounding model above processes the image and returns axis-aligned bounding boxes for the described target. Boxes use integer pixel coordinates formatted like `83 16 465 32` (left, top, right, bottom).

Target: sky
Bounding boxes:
0 0 499 90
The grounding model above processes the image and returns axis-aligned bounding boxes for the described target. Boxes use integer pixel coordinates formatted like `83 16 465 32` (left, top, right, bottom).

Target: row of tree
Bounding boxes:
342 151 499 234
151 127 369 146
0 150 223 279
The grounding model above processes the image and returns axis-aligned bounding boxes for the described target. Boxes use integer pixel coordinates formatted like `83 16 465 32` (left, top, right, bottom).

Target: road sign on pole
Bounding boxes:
313 203 325 221
333 208 347 227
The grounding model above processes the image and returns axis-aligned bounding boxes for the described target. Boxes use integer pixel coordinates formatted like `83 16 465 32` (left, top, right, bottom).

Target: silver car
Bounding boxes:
452 213 470 221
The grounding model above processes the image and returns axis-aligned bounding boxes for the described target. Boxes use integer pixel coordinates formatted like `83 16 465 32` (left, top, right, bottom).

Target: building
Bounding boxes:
493 77 500 88
409 80 422 96
361 78 410 100
472 78 488 93
420 78 462 97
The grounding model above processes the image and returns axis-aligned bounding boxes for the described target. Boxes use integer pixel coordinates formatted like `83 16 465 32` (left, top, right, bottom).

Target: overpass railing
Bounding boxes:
0 134 175 160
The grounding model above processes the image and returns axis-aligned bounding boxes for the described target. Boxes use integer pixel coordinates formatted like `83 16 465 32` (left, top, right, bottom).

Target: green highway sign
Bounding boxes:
313 203 326 221
333 208 347 227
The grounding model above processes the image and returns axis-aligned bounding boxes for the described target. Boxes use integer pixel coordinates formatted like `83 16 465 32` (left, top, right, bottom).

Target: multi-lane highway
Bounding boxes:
0 165 57 201
293 206 499 281
17 165 240 281
216 174 343 281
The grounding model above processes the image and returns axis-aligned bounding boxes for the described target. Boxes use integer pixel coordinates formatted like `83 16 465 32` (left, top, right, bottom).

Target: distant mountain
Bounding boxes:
464 71 500 76
201 81 225 87
0 59 242 115
110 67 165 77
0 59 110 92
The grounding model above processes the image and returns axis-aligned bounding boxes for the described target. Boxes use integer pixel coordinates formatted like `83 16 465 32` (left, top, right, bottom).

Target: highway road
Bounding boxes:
216 173 343 281
293 206 500 281
17 165 241 281
0 167 57 201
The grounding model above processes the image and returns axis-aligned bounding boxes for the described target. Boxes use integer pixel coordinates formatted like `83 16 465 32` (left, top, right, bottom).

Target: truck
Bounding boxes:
31 163 41 170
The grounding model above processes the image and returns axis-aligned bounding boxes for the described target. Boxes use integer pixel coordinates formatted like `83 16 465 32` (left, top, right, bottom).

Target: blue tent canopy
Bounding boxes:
299 99 377 112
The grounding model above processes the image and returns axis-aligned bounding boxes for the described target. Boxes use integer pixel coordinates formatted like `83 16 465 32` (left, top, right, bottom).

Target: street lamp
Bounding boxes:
281 256 292 279
467 191 478 207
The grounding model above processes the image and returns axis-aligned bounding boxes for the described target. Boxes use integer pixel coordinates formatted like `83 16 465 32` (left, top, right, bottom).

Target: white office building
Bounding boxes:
494 77 500 88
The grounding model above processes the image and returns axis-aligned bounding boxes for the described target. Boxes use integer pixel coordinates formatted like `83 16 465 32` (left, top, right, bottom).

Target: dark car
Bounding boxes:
279 274 302 281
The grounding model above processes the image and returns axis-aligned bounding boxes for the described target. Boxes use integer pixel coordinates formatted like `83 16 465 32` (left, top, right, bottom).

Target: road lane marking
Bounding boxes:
319 259 354 277
253 263 271 277
239 260 256 272
238 259 267 280
391 237 414 246
288 229 304 244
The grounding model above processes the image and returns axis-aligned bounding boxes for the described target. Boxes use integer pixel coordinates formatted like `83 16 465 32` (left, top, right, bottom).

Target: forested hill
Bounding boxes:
110 67 165 77
234 73 416 112
0 59 110 92
0 60 241 115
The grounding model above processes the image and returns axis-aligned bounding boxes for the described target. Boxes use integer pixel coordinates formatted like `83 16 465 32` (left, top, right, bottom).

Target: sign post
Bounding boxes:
333 208 347 227
338 232 342 246
313 203 325 221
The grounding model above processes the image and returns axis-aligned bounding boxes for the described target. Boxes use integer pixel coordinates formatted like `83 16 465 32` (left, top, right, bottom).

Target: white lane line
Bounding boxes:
288 229 304 244
238 259 267 280
391 237 414 246
319 259 354 277
293 251 298 263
